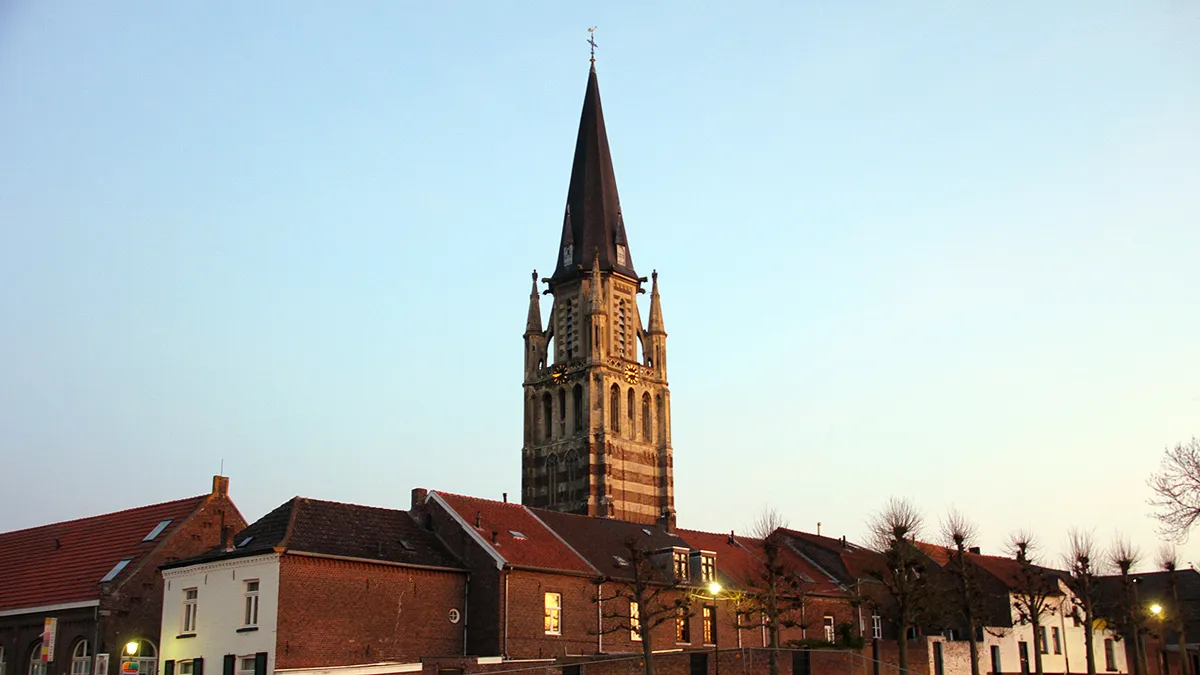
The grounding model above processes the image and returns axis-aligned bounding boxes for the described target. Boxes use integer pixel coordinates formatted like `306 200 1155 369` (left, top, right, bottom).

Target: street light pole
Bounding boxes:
1152 605 1166 675
709 582 723 675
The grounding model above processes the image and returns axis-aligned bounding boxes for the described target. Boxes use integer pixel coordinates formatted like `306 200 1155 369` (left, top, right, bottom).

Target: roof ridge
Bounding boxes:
279 496 303 550
0 495 206 537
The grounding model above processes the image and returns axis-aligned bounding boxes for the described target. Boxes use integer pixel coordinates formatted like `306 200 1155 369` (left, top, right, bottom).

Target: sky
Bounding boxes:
1 2 1198 570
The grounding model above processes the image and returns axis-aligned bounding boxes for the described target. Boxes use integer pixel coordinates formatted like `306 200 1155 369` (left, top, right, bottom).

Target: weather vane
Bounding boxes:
587 26 598 63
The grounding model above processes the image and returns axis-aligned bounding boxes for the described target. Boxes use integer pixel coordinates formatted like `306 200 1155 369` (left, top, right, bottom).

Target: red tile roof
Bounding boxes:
676 528 846 597
430 492 595 575
0 495 209 611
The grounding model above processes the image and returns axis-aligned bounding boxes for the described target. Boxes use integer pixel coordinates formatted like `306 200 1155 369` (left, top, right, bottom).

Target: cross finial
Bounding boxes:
587 26 598 64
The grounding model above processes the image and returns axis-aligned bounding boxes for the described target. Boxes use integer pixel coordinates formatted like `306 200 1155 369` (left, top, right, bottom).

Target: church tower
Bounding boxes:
522 64 674 527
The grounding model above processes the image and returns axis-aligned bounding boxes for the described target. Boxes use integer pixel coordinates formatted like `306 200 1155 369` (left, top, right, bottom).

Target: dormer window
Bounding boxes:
615 245 627 266
563 245 574 266
700 554 716 583
673 549 690 581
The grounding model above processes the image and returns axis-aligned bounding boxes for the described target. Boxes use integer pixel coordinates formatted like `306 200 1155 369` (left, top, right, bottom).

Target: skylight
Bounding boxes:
142 519 172 542
238 537 253 547
509 530 527 540
100 559 132 583
399 540 414 551
642 528 653 536
613 555 629 568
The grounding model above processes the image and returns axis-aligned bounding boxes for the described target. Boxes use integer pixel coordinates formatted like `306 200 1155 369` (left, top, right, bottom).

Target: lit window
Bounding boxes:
70 642 90 675
823 616 835 643
545 592 562 635
673 550 690 581
630 601 641 641
179 662 194 675
143 520 173 542
125 640 157 675
872 615 882 640
676 606 690 643
237 657 256 675
703 606 716 645
243 580 260 627
700 555 716 583
182 588 198 634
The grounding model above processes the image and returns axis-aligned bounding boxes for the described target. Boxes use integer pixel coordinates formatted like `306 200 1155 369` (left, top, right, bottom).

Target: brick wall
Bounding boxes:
274 555 467 668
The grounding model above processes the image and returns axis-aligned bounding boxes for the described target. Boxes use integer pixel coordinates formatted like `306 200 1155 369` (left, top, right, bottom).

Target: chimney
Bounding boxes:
491 531 499 545
658 507 676 533
969 546 981 555
475 512 482 528
817 522 822 536
503 492 508 503
411 488 428 510
212 475 229 497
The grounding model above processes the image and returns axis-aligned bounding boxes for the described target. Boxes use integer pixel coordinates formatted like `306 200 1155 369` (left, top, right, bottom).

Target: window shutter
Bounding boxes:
223 656 235 675
164 662 175 675
193 658 204 675
253 653 267 675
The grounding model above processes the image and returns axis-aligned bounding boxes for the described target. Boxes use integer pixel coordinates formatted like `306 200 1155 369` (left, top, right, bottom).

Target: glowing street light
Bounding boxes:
708 581 722 596
124 642 139 657
1150 604 1163 617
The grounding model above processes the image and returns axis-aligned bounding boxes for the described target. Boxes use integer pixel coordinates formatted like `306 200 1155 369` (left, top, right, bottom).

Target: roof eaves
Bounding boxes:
428 492 507 570
285 550 467 575
524 508 602 577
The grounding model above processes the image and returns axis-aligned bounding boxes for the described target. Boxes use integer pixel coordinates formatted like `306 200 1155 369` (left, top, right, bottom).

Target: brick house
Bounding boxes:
1096 569 1198 675
158 497 467 675
0 477 244 675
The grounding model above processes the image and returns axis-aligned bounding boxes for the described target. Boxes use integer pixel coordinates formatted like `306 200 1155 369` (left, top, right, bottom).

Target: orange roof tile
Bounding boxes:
676 528 846 596
0 496 208 611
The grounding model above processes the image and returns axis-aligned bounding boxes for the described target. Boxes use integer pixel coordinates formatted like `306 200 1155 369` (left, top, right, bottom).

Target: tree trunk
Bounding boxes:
642 628 657 675
1084 612 1096 675
1033 616 1045 675
1178 627 1191 675
967 617 980 675
898 620 909 675
767 570 780 675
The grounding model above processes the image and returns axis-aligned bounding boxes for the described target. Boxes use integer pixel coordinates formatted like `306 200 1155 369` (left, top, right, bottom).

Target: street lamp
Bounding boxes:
124 642 139 657
707 582 723 675
1150 605 1166 675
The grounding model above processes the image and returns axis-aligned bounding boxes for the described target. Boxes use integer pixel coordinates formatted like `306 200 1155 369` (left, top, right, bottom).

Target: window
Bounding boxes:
182 588 198 634
700 555 716 583
1051 626 1061 655
673 550 690 581
630 601 641 641
70 641 90 675
243 580 260 627
703 606 716 645
100 559 132 583
143 519 173 542
871 615 882 639
542 393 553 440
676 606 690 643
28 643 45 675
544 592 562 635
641 393 651 439
990 645 1002 675
1039 626 1049 654
1018 641 1030 675
125 640 157 675
1104 639 1116 671
823 616 835 643
609 385 620 433
573 386 584 432
627 388 635 436
558 390 567 435
546 453 559 505
179 662 194 675
238 657 256 675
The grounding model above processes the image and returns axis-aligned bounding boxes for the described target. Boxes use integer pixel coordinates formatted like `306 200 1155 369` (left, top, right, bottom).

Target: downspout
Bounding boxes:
503 568 510 658
462 572 470 657
1061 605 1071 674
597 581 603 654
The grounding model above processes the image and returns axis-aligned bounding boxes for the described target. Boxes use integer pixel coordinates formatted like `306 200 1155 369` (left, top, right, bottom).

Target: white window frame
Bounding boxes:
872 615 882 639
823 615 835 643
243 580 260 627
127 640 157 675
700 554 716 583
673 549 690 581
544 592 562 635
702 606 716 645
1051 626 1061 655
237 657 256 675
70 641 90 675
178 661 194 675
630 601 641 641
28 642 46 675
182 587 198 634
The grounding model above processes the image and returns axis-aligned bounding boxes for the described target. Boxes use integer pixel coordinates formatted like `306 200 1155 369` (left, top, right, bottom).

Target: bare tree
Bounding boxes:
1007 532 1056 675
1149 438 1200 542
595 537 692 675
1107 535 1145 675
942 509 983 675
1062 529 1100 675
738 507 813 675
1158 545 1193 675
865 497 933 675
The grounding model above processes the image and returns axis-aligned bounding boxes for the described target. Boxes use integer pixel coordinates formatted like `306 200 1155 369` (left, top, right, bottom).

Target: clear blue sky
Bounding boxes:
2 2 1197 568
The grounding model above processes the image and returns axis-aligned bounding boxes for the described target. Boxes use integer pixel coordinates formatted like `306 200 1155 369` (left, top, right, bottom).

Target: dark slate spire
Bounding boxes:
647 269 665 334
551 65 637 282
525 270 543 335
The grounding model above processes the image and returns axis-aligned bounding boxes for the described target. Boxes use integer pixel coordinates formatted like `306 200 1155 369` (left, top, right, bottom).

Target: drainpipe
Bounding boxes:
503 569 510 658
597 582 603 654
462 573 470 657
1061 607 1071 674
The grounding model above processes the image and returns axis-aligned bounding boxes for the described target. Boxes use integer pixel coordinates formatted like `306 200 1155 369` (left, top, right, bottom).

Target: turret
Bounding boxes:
523 270 546 377
645 270 667 379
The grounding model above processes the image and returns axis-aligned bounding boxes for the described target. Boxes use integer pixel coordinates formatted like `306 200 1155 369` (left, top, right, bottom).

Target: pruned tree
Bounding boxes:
1107 535 1145 675
941 509 984 675
1158 545 1192 675
594 537 692 675
1007 532 1056 675
865 497 934 675
1062 529 1100 675
1148 438 1200 542
733 507 813 675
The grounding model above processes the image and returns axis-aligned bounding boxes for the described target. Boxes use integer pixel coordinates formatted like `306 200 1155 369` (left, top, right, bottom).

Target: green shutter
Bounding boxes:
253 653 267 675
164 661 175 675
223 656 235 675
193 658 204 675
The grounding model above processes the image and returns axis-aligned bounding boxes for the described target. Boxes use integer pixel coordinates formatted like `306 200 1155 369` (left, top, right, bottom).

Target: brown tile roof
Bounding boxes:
532 509 686 582
968 553 1063 595
914 540 953 567
780 529 886 583
430 492 595 575
675 528 846 597
0 495 208 611
166 497 463 571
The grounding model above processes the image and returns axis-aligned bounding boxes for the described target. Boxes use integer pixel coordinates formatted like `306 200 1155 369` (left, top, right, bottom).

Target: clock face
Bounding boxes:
551 364 569 384
623 364 639 385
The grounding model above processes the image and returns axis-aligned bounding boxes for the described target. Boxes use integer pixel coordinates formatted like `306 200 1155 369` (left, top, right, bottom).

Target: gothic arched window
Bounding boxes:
546 453 559 505
627 388 636 438
656 394 665 443
572 385 584 432
557 389 567 435
642 392 652 440
542 393 553 441
609 384 621 433
565 449 579 502
70 640 90 675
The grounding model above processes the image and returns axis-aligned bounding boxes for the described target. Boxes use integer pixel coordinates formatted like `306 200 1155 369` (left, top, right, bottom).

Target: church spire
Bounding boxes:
647 269 665 334
551 65 637 283
525 270 543 335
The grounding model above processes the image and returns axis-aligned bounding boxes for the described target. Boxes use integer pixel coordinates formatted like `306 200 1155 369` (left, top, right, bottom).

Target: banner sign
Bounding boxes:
41 618 57 662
